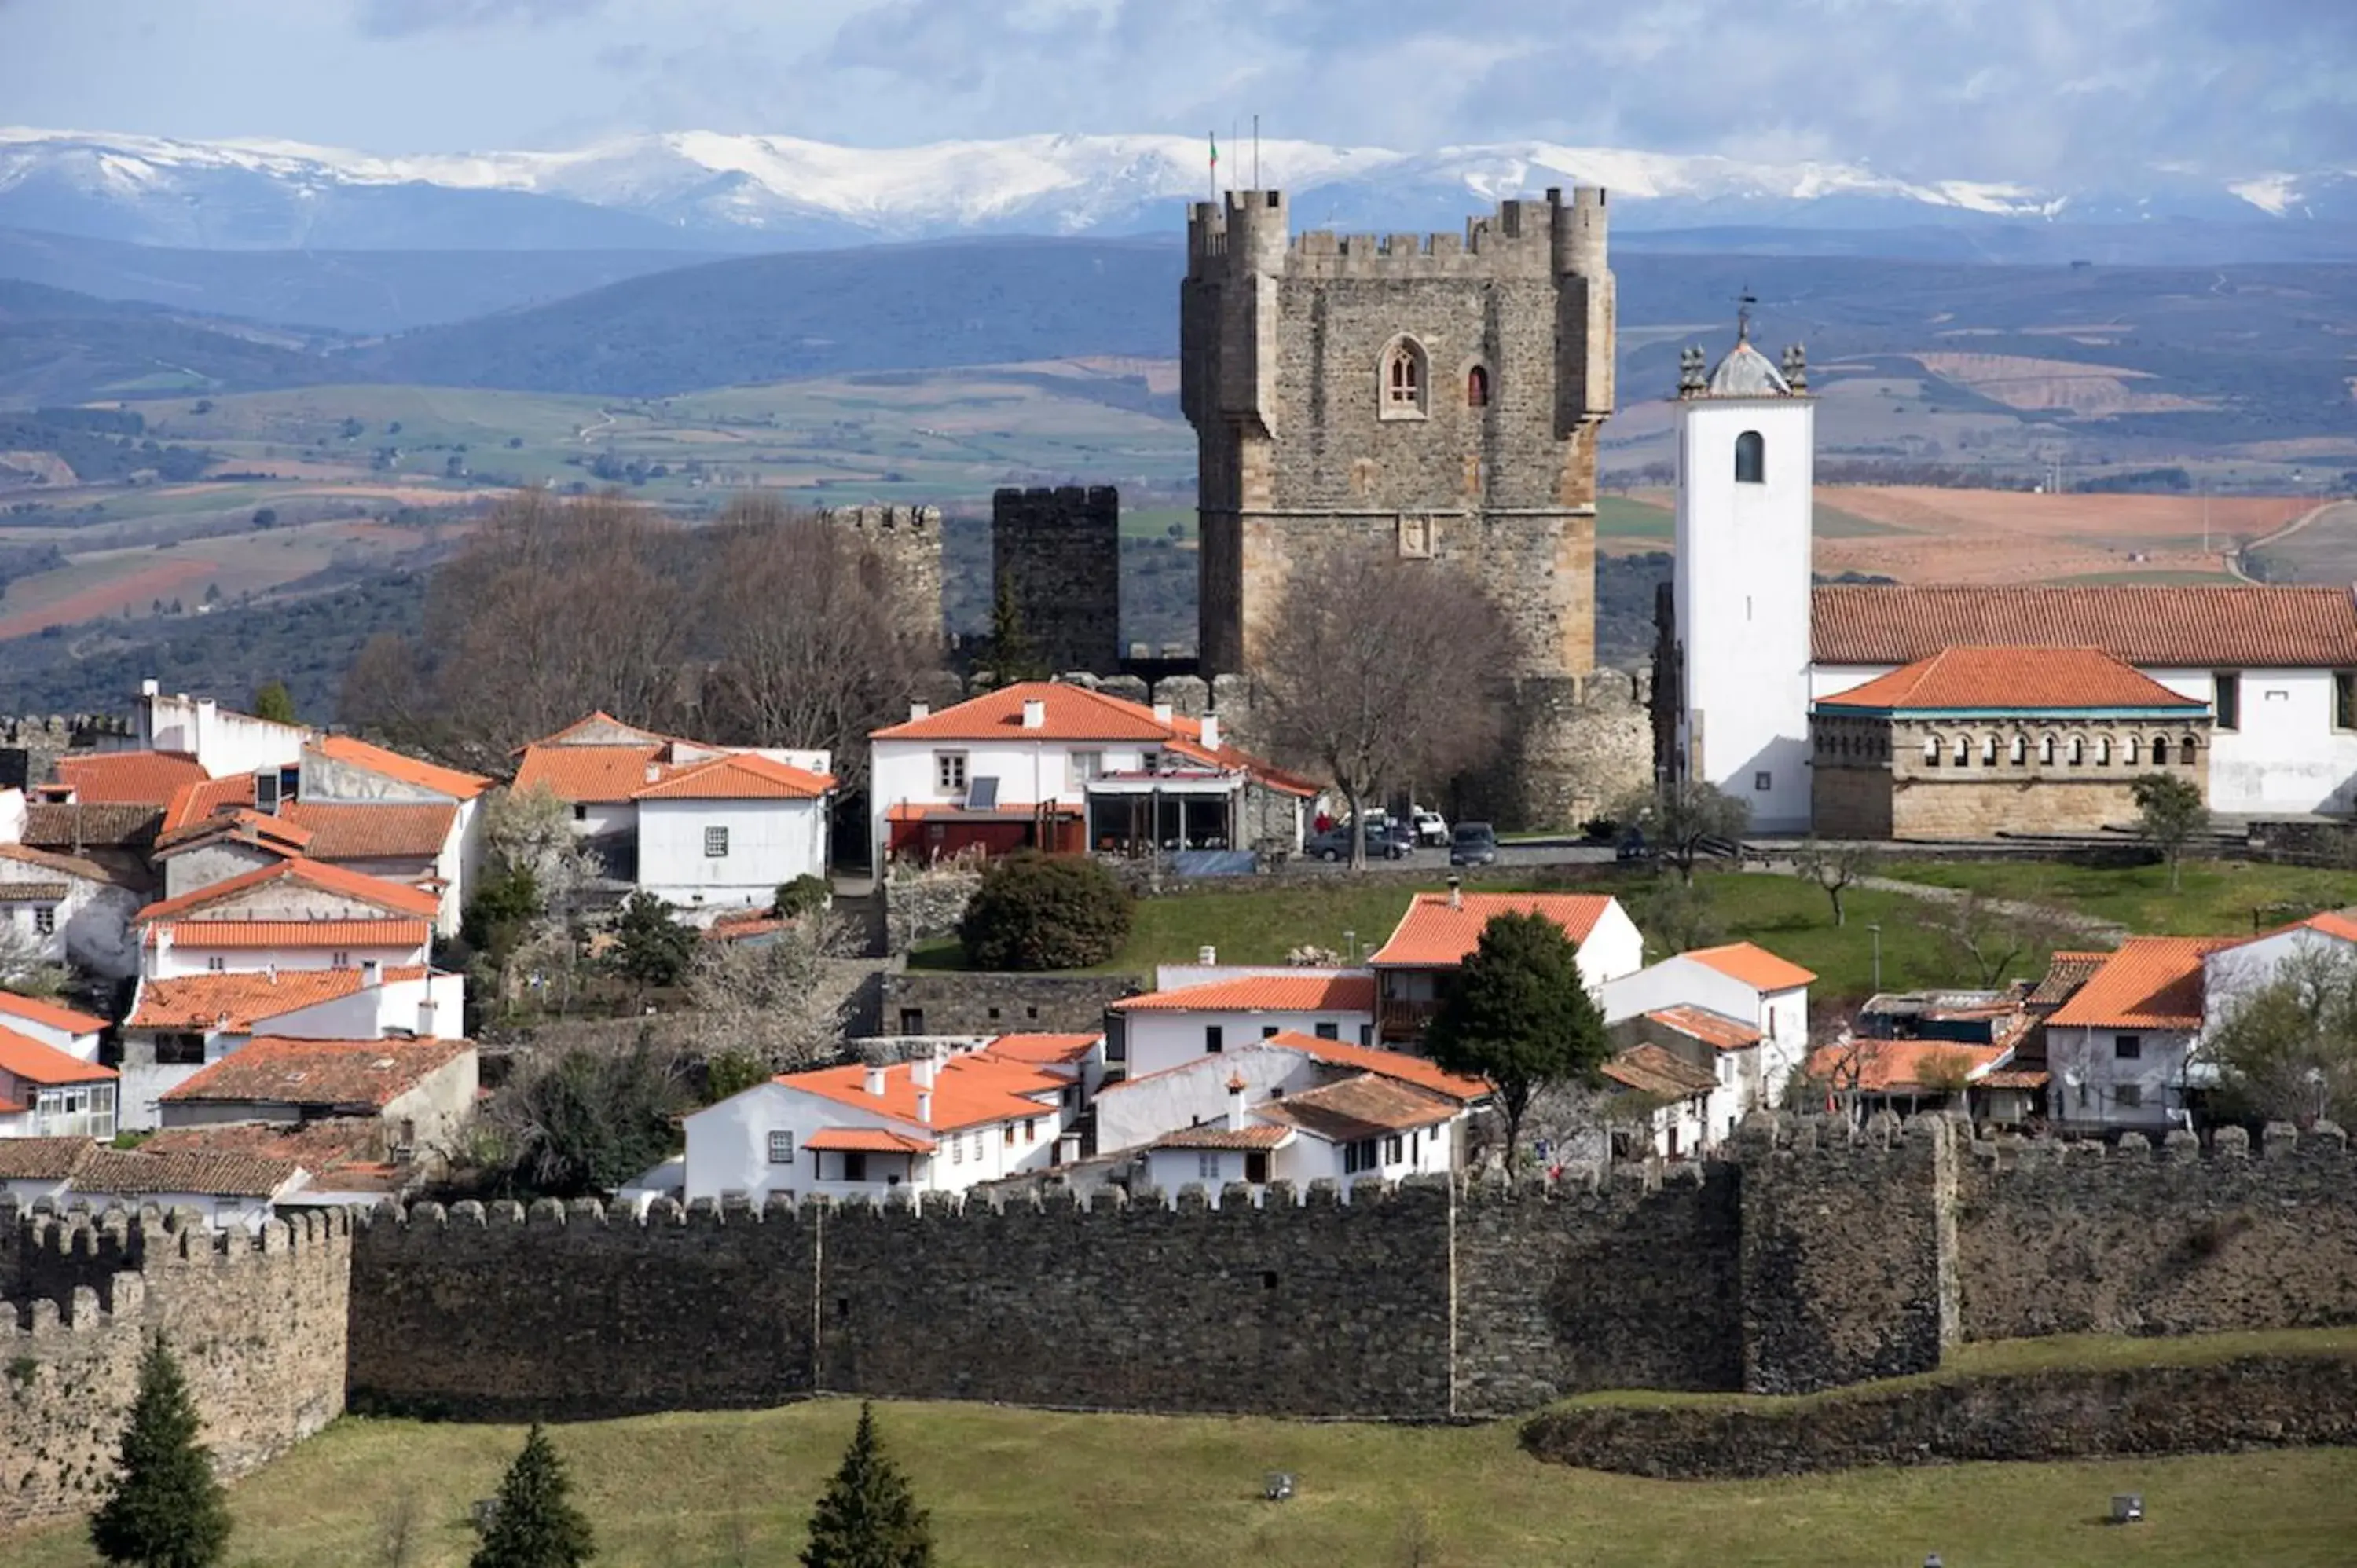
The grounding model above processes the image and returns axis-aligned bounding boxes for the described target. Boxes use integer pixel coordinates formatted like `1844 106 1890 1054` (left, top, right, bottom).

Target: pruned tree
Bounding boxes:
1423 910 1610 1172
802 1403 933 1568
2197 941 2357 1126
1253 548 1511 869
1938 892 2068 988
2131 771 2209 892
90 1339 231 1568
471 1423 596 1568
1611 778 1751 884
1794 837 1878 926
687 924 849 1069
698 494 938 789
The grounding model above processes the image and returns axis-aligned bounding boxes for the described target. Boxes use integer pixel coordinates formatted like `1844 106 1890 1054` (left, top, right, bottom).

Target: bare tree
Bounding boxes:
1252 548 1511 868
1794 837 1879 926
1611 778 1751 884
697 494 936 790
685 923 851 1068
2198 941 2357 1126
1939 892 2069 988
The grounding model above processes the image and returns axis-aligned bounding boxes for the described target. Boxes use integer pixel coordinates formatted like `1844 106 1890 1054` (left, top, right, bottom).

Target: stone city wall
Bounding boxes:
878 972 1140 1037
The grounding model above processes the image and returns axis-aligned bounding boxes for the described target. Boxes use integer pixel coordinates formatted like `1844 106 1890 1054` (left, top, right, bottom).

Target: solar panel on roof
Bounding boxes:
965 776 999 810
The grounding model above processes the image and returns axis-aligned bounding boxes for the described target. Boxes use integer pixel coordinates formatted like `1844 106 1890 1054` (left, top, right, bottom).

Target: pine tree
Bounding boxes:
802 1403 933 1568
250 680 299 726
471 1423 596 1568
90 1339 232 1568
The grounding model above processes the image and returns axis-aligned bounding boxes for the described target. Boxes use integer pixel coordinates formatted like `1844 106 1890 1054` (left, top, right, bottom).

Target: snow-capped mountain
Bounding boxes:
0 126 2348 253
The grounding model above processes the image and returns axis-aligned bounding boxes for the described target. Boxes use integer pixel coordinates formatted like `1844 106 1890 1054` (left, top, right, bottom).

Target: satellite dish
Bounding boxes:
2062 1069 2084 1089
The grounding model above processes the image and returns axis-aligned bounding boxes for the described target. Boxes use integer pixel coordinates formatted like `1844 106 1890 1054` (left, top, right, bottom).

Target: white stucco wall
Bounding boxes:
636 797 828 910
0 870 140 980
163 841 280 901
1094 1044 1332 1155
2045 1023 2194 1130
1271 1116 1455 1190
870 735 1162 865
1600 957 1763 1028
152 938 427 980
1122 1006 1376 1080
683 1078 1063 1203
1675 395 1816 833
136 690 306 778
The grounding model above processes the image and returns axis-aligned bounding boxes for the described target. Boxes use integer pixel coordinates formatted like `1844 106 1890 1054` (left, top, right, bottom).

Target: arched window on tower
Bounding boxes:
1466 364 1490 408
1381 337 1428 419
1734 430 1766 485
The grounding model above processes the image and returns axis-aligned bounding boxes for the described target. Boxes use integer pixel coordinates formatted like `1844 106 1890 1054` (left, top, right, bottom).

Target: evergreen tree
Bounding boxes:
90 1339 232 1568
250 680 299 726
988 577 1044 683
802 1403 933 1568
1424 910 1609 1172
471 1423 596 1568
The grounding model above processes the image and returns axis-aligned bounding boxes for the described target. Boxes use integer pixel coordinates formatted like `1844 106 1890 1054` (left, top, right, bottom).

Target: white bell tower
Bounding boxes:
1670 313 1816 833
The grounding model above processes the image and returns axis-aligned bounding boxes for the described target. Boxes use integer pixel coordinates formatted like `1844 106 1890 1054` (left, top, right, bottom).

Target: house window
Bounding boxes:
2010 734 2026 765
1003 1123 1017 1147
2337 672 2357 731
1204 1025 1223 1054
951 1137 962 1164
1358 1024 1374 1046
1466 364 1490 408
1923 737 1941 767
332 951 351 969
2114 1035 2143 1061
2039 735 2056 765
703 826 730 859
1754 770 1773 791
1734 430 1766 485
2096 736 2112 765
2116 1083 2144 1110
31 905 55 936
842 1151 867 1182
207 955 226 972
1245 1151 1270 1184
1342 1138 1380 1174
2124 735 2139 764
154 1033 206 1066
1952 736 1968 766
767 1130 794 1164
934 752 969 793
1198 1153 1222 1181
2068 736 2084 767
1071 751 1103 783
1382 1134 1405 1164
2213 672 2240 732
1315 1021 1340 1040
573 804 588 822
1261 1024 1280 1038
2152 736 2170 766
898 1007 925 1033
1381 337 1428 417
1023 1118 1036 1141
1981 735 1997 765
2181 735 2200 766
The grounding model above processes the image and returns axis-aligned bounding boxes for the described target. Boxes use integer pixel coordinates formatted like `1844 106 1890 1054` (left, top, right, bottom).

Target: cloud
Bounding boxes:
354 0 606 38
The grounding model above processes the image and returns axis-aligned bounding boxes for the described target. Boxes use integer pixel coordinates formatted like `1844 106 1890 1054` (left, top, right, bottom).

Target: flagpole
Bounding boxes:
1252 113 1259 189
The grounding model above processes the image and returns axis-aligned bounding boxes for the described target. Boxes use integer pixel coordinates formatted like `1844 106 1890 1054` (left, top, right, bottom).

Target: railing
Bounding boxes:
1380 999 1440 1036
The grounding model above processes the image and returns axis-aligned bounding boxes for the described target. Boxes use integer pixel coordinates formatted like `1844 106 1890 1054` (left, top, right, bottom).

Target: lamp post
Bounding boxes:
1866 922 1883 994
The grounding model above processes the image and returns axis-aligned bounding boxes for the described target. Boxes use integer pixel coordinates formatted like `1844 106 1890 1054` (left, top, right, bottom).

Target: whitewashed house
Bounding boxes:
1369 888 1644 1046
1109 969 1377 1079
682 1042 1068 1204
159 1035 478 1160
0 991 105 1060
0 841 143 980
68 1145 308 1232
134 858 439 979
124 680 308 781
1600 940 1816 1137
1595 1043 1720 1160
0 1028 116 1140
2043 936 2231 1133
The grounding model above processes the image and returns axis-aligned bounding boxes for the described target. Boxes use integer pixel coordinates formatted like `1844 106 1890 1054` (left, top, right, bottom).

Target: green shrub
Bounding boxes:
957 852 1131 971
772 874 832 919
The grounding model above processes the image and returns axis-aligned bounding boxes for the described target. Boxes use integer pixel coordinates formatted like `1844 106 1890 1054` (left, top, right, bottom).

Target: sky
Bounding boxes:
0 0 2352 182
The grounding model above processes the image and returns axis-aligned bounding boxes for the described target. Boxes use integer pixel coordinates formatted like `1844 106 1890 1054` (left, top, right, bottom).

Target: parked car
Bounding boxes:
1449 821 1499 866
1412 808 1450 846
1616 829 1657 864
1307 821 1410 861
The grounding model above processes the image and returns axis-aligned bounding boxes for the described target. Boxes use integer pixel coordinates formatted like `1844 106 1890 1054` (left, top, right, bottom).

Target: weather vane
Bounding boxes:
1735 286 1758 342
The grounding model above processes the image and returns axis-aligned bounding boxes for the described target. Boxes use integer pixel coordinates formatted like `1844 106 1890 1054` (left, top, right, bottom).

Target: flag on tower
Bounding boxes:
1210 133 1219 176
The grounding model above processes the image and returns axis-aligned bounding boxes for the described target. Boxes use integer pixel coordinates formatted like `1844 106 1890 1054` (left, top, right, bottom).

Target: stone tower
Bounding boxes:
992 485 1121 673
1181 185 1616 681
1666 325 1816 832
821 504 945 647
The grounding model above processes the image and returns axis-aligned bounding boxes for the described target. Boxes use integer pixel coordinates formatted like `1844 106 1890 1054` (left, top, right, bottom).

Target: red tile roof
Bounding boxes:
1816 647 2204 714
161 1035 469 1108
0 1136 98 1180
1684 942 1818 992
1252 1072 1459 1139
1149 1123 1293 1152
1111 973 1376 1015
1812 584 2357 669
2045 936 2236 1030
512 743 668 804
0 1028 115 1086
21 802 160 851
803 1127 937 1154
2029 951 2113 1008
1369 892 1619 969
0 841 121 887
979 1032 1102 1066
1258 1031 1489 1102
53 751 206 806
632 752 834 800
523 711 680 749
143 1119 395 1188
0 991 108 1035
72 1145 302 1199
134 857 441 923
1601 1043 1719 1098
872 681 1314 794
1644 1006 1761 1051
153 807 311 859
157 919 431 951
127 965 428 1031
2220 908 2357 950
310 735 493 800
1805 1038 2012 1094
778 1052 1065 1133
282 801 459 860
160 776 261 835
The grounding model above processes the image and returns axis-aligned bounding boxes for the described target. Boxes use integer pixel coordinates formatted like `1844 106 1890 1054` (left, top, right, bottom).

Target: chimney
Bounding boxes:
1197 944 1217 965
417 998 438 1039
1227 1070 1249 1130
1200 714 1220 750
1447 876 1463 910
140 678 159 698
148 924 170 978
909 700 930 721
644 762 662 785
864 1064 888 1097
1021 698 1047 730
1153 702 1174 727
917 1089 933 1125
361 958 381 987
912 1054 936 1090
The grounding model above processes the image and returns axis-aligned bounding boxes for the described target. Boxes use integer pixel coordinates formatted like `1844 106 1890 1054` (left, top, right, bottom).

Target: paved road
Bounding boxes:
1282 841 1620 874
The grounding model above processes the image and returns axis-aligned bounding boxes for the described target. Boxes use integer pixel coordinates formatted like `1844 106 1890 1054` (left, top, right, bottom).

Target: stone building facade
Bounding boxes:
820 504 944 647
992 485 1121 675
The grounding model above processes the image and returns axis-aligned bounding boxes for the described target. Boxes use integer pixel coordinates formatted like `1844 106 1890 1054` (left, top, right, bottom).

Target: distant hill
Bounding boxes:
0 280 343 405
356 238 1186 397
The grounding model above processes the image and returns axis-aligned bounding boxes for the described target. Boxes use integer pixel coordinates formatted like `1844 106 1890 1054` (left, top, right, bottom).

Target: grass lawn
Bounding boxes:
13 1395 2357 1568
918 869 2033 1002
1872 858 2357 940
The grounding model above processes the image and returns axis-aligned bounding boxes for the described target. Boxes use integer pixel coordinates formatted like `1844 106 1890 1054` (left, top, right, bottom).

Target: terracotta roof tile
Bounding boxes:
1644 1005 1762 1051
134 857 440 923
979 1032 1102 1066
53 751 206 806
152 805 311 857
161 1035 469 1108
1148 1123 1292 1151
1369 892 1618 968
1111 973 1376 1014
0 1136 99 1181
803 1127 937 1154
2029 951 2112 1007
1601 1042 1720 1098
0 991 108 1035
0 1028 115 1086
127 965 427 1031
1684 941 1817 991
157 920 431 951
0 841 122 887
1251 1072 1458 1140
873 681 1309 793
310 736 492 800
143 1118 390 1180
1805 1038 2013 1094
1817 647 2204 714
1255 1031 1489 1101
72 1145 302 1199
1812 584 2357 669
160 776 259 835
633 752 834 800
282 801 459 860
2220 908 2357 950
21 802 160 852
2044 936 2237 1030
512 743 667 804
777 1052 1064 1133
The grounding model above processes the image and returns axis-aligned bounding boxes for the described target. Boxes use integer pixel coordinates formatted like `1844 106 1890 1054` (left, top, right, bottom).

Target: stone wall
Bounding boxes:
821 504 944 646
878 972 1140 1036
0 1206 352 1531
993 486 1121 676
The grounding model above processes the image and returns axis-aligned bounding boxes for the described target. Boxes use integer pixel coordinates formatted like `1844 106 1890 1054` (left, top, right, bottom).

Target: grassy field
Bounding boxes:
914 867 2045 1002
1873 858 2357 940
13 1392 2357 1568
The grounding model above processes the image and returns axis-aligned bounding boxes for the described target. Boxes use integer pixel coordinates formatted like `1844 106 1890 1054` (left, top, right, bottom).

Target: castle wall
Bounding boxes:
821 505 944 647
0 1207 351 1531
992 486 1120 675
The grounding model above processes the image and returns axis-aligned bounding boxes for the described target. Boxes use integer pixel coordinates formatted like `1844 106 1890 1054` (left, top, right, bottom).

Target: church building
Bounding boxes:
1664 324 2357 836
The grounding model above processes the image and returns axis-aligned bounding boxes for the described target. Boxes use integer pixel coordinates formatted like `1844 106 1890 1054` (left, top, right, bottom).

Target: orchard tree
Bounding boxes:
1794 837 1878 926
471 1423 595 1568
802 1404 933 1568
610 893 695 991
2132 771 2209 892
90 1339 231 1568
1424 911 1609 1171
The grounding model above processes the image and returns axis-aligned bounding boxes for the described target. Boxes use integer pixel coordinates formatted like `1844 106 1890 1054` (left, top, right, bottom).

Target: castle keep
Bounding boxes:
1181 186 1615 680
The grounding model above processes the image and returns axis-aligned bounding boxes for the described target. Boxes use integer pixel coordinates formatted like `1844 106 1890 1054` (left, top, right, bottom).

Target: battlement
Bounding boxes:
5 1199 352 1262
994 484 1118 518
821 504 939 536
1967 1119 2348 1173
1188 185 1608 281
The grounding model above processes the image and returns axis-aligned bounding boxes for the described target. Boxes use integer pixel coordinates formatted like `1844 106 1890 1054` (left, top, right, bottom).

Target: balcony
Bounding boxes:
1380 998 1440 1039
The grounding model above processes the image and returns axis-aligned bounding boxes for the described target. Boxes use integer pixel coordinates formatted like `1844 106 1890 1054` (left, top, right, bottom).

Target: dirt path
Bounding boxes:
2233 499 2355 582
1743 859 2127 940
